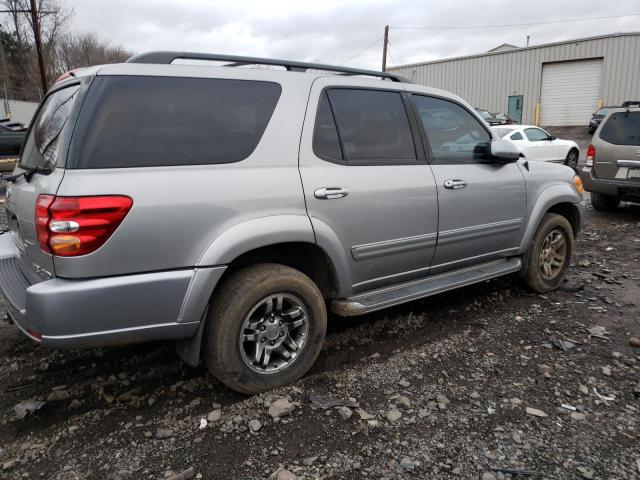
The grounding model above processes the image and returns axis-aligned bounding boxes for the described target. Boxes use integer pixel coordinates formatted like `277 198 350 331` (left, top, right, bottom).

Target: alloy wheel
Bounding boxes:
538 229 567 280
239 293 309 374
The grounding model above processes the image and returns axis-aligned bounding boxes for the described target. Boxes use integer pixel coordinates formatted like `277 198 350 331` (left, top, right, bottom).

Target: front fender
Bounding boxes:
519 183 585 253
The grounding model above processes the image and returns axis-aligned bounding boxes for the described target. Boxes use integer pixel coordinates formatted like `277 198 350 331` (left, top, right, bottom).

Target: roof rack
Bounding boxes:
126 51 411 83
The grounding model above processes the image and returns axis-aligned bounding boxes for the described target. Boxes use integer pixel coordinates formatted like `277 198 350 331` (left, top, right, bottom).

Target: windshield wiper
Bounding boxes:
2 166 38 183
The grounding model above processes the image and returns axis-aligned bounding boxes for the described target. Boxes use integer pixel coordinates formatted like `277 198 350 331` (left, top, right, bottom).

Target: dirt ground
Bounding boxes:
1 133 639 479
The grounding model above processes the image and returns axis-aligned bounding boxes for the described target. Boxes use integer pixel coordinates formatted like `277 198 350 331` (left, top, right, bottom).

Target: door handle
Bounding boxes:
314 187 349 199
444 179 467 190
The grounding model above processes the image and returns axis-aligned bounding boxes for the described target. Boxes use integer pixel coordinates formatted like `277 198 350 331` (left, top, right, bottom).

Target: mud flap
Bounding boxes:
175 307 208 367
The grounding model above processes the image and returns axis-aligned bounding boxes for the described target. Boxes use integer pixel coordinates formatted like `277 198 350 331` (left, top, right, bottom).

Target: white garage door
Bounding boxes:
540 59 603 126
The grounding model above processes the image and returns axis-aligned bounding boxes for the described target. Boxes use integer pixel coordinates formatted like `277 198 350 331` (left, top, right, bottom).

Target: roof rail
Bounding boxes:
126 51 412 83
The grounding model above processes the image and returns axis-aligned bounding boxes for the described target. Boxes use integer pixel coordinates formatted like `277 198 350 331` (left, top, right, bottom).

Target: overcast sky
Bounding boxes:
68 0 640 69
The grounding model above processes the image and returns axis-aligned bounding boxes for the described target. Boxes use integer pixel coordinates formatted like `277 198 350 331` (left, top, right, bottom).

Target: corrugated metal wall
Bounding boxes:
389 33 640 125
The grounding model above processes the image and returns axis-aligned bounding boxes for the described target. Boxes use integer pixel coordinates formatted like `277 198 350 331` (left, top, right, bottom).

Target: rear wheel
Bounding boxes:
523 213 574 293
202 263 327 394
591 192 619 211
564 149 579 170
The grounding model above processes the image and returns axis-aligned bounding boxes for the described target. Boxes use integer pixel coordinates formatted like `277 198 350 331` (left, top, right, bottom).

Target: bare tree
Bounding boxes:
55 32 131 73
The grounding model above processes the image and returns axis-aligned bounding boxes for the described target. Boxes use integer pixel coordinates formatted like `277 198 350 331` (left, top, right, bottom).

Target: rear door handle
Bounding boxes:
314 187 349 199
444 179 467 190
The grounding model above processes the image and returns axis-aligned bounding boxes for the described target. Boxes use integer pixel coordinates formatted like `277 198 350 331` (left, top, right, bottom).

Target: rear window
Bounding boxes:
68 76 281 169
19 85 80 171
492 127 511 138
599 112 640 146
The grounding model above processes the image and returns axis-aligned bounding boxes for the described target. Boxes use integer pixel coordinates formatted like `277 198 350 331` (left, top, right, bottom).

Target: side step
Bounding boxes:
332 257 522 316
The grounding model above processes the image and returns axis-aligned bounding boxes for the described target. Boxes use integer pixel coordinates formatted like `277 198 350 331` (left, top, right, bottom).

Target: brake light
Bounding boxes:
586 144 595 167
35 195 133 256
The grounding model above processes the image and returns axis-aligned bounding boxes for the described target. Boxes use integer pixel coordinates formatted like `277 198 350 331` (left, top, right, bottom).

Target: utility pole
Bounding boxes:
29 0 48 96
382 25 389 72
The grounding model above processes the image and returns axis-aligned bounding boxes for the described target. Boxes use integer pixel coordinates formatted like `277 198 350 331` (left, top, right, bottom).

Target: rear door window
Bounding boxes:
19 85 80 171
600 112 640 145
324 88 416 162
68 76 281 168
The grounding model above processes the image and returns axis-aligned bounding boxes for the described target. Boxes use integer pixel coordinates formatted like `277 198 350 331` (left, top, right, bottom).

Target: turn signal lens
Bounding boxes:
35 195 133 257
573 175 585 194
585 144 595 167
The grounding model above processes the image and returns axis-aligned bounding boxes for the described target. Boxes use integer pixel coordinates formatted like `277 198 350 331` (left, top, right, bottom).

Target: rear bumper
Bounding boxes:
0 234 225 347
581 167 640 200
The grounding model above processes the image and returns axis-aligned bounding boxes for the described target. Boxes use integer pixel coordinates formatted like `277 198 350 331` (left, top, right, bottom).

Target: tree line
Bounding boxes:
0 0 132 102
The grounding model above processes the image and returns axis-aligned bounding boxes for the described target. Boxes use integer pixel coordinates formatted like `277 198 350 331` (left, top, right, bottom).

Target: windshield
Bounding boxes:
19 85 80 171
596 108 611 116
477 110 492 120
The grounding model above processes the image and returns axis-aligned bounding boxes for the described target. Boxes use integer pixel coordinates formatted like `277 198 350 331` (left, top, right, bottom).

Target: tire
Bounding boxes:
202 263 327 394
564 149 579 170
590 192 619 211
523 213 574 293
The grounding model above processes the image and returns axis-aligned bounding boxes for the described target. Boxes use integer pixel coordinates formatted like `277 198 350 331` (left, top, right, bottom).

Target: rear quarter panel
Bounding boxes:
54 66 315 279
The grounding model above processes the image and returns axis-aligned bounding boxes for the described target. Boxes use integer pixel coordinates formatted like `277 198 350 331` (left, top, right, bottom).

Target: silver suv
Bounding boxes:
0 52 586 394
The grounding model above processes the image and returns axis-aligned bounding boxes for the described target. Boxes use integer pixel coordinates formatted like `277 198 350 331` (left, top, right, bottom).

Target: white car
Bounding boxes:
491 125 579 169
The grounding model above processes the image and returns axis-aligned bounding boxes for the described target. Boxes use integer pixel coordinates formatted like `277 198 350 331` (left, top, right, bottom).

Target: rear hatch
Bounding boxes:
4 83 83 284
593 110 640 180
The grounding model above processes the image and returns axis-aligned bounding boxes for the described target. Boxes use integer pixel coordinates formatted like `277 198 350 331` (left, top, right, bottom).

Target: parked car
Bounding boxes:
0 52 586 394
475 108 503 125
588 107 615 133
492 112 517 125
491 125 580 169
0 119 27 171
581 107 640 210
621 100 640 108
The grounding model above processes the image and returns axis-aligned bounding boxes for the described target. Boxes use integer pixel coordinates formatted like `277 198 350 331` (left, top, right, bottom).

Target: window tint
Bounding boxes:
600 112 640 146
19 85 80 171
510 132 523 140
524 128 549 142
326 89 416 161
414 95 492 164
313 91 343 161
69 76 281 169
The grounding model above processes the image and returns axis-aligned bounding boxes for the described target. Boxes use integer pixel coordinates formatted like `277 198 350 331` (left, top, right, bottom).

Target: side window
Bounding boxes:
324 89 416 162
313 91 343 161
510 132 523 140
412 95 491 165
524 128 549 142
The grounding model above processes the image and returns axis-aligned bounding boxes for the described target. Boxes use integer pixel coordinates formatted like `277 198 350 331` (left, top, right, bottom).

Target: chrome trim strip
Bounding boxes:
352 265 430 291
437 218 523 246
351 232 437 261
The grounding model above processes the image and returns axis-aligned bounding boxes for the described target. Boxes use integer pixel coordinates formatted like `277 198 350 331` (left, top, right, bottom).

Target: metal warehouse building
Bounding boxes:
389 32 640 126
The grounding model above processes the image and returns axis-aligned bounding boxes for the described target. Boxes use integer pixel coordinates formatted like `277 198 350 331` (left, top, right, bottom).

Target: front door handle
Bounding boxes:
314 187 349 199
444 179 467 190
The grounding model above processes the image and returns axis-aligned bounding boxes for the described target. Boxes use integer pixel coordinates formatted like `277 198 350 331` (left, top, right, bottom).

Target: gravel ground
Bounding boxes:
1 179 639 479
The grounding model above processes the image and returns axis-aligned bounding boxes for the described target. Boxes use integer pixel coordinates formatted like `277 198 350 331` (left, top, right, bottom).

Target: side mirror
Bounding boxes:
548 135 557 141
489 138 521 164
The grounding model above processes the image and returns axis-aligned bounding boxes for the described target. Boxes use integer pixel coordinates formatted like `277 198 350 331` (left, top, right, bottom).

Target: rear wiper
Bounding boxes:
1 166 38 183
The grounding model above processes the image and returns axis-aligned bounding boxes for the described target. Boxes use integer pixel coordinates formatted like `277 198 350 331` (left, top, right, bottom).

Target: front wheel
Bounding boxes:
202 263 327 394
523 213 574 293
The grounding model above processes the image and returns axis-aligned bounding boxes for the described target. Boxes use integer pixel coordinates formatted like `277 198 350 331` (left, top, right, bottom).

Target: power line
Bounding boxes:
339 36 383 65
391 12 640 31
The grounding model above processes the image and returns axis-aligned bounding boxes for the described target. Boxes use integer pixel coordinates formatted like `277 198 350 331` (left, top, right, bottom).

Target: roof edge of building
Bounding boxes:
388 31 640 70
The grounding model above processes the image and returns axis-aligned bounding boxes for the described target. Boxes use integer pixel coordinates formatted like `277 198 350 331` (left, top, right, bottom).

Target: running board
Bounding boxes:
332 257 522 316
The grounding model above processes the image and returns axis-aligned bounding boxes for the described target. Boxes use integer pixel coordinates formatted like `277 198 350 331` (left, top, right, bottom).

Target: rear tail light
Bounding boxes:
585 144 595 167
35 195 133 256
